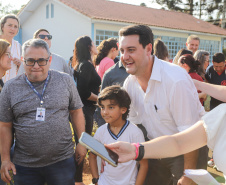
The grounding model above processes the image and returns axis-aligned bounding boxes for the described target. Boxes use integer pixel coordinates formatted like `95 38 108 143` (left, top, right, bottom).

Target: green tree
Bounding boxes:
155 0 224 20
0 2 22 18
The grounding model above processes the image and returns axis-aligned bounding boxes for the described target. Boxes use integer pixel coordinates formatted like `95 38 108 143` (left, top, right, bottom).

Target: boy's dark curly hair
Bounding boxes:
97 85 131 120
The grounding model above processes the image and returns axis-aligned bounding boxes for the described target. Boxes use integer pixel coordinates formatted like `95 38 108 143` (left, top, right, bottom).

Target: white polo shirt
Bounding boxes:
94 121 145 185
123 56 205 139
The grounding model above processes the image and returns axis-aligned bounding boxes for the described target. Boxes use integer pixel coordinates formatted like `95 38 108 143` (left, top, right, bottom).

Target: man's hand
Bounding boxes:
75 143 87 165
177 176 196 185
0 160 16 183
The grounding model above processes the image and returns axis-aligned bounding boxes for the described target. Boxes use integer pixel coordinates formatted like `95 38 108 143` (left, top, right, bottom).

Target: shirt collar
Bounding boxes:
150 56 162 82
107 120 130 140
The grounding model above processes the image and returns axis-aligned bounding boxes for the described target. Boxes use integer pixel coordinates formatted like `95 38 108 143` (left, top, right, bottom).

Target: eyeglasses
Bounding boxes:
24 57 50 66
38 35 52 40
5 52 12 58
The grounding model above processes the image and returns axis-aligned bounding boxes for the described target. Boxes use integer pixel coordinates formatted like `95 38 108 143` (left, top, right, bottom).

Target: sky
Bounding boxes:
1 0 161 10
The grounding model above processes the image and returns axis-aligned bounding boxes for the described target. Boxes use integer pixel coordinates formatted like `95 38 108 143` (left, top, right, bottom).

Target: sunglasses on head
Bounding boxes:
38 35 52 40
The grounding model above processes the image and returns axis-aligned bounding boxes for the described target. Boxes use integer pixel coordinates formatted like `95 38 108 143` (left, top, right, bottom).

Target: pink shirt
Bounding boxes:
96 57 114 80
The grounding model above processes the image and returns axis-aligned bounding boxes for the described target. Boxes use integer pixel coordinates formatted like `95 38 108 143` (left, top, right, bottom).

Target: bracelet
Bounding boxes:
136 143 144 161
132 143 139 160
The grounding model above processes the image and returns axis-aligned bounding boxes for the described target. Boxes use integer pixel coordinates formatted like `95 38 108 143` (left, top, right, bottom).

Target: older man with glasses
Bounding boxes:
0 39 86 185
18 29 72 76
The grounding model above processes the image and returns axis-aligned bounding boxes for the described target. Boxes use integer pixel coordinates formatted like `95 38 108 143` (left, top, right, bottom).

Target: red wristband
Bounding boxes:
132 143 139 160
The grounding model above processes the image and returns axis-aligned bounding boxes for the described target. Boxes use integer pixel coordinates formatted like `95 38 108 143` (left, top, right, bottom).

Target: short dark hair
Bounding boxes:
213 53 225 63
33 29 50 39
97 85 131 120
119 24 154 54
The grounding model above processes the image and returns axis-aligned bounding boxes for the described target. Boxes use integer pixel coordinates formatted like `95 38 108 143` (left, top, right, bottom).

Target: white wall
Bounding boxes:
22 0 92 60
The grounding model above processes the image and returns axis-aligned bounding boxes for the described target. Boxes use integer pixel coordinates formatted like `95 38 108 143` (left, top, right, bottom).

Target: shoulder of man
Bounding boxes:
51 53 66 62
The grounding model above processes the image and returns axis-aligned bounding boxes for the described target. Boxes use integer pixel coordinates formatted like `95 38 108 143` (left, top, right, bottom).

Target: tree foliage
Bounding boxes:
0 2 22 18
155 0 225 20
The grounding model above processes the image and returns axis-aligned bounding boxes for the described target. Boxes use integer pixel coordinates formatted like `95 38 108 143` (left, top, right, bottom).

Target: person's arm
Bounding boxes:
106 121 207 163
70 108 87 164
0 121 16 183
135 159 148 185
87 92 98 101
89 153 99 185
193 79 226 102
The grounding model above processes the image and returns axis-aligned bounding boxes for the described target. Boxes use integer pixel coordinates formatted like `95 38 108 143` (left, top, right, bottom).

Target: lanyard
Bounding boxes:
25 72 50 107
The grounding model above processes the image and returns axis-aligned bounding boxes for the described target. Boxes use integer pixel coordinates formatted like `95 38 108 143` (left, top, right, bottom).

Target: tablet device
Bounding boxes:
79 132 118 167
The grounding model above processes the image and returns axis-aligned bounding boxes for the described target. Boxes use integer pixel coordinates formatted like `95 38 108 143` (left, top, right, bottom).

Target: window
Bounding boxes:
154 35 220 61
46 4 49 19
51 3 54 18
96 30 118 46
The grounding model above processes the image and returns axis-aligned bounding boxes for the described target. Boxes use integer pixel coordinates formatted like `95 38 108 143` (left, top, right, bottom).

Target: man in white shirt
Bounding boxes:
119 25 205 185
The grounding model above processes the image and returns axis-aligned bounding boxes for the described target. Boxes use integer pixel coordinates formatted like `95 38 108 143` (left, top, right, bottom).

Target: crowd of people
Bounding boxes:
0 13 226 185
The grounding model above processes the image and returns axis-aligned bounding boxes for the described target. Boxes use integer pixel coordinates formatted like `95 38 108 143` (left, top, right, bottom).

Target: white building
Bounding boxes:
16 0 226 60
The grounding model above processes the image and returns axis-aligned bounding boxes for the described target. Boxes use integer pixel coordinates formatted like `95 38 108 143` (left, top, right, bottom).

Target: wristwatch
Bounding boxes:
136 143 144 161
92 177 99 184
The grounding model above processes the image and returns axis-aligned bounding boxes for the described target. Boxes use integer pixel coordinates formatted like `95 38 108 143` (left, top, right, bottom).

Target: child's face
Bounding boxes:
100 99 127 125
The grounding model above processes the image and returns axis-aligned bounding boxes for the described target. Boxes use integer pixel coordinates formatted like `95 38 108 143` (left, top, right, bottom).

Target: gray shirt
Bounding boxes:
0 70 83 167
17 53 72 76
101 60 129 90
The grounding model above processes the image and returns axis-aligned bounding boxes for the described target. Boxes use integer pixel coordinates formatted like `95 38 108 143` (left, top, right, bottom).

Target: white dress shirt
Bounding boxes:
123 56 205 139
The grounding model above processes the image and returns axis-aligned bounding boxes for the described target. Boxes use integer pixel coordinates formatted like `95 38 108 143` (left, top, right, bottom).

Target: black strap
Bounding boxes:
136 144 145 161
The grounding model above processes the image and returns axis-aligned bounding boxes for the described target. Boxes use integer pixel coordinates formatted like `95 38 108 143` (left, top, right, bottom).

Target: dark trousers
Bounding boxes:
75 105 96 182
14 157 75 185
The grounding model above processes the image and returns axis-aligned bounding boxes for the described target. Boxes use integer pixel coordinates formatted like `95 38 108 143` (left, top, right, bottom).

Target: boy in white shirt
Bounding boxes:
89 85 148 185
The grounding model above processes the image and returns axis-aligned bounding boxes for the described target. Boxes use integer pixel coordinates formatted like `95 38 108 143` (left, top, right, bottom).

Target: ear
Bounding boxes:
186 42 188 47
146 43 152 56
121 107 127 114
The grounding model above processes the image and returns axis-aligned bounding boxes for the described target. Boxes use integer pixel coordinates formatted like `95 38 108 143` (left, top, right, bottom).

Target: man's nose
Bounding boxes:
33 61 40 68
122 51 129 61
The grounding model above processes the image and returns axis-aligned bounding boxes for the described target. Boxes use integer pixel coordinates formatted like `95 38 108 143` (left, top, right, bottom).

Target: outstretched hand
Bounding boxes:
105 141 136 163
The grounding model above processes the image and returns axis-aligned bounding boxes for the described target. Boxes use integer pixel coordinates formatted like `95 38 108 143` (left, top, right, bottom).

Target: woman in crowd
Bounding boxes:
106 81 226 183
94 38 118 80
0 14 21 82
0 39 12 91
0 39 12 185
153 39 169 61
72 36 101 185
194 50 210 80
173 48 193 65
178 54 206 105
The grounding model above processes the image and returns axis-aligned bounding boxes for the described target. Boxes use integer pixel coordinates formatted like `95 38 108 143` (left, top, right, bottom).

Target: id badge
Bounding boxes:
36 107 45 121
